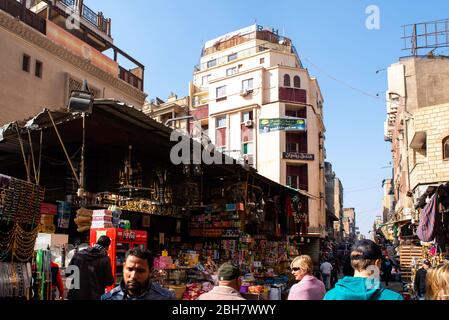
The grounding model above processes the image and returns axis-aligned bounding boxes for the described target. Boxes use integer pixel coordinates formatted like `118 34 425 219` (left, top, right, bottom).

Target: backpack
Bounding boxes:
416 193 440 242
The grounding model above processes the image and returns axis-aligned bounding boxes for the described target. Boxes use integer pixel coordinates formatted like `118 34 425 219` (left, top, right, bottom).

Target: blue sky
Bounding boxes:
93 0 449 237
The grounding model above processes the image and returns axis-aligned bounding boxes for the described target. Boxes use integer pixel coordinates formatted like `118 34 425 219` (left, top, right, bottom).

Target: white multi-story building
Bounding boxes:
189 24 326 237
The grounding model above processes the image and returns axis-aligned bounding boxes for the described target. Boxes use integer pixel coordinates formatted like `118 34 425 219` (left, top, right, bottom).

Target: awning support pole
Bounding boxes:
37 130 43 185
27 129 38 183
79 112 86 196
15 123 31 182
47 110 81 186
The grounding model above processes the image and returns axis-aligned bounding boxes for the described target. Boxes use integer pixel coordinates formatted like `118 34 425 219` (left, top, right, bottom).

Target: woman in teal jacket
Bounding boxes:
324 240 403 300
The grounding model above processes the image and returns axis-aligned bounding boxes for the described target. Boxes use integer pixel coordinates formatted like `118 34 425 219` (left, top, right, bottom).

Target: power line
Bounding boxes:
299 54 399 105
345 186 380 193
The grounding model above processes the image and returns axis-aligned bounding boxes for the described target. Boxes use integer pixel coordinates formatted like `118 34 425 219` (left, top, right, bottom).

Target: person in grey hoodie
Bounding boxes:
324 239 403 300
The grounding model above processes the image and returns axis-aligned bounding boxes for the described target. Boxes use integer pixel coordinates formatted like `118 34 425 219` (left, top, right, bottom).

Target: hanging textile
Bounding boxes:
416 193 440 242
33 249 52 300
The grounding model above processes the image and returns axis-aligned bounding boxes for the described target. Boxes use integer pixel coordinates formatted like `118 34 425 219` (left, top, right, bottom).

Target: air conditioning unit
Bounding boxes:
240 89 253 97
244 120 253 127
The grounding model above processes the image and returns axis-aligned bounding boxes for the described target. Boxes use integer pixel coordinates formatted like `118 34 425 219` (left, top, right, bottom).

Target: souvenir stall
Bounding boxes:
0 173 44 299
404 182 449 288
148 168 301 300
0 100 307 300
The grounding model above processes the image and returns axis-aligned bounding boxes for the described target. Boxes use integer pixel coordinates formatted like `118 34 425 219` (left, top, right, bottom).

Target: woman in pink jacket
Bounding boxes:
288 255 326 300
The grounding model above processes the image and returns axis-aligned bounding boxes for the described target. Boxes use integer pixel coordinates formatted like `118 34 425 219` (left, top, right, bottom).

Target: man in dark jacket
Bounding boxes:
414 259 430 300
67 235 114 300
101 247 175 300
381 255 394 287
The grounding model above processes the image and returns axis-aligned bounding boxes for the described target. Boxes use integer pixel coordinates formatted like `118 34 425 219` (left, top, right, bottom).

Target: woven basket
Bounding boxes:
169 285 186 300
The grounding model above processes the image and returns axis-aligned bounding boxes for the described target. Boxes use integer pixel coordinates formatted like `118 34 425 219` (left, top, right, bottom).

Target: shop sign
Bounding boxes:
259 118 307 133
122 230 136 241
282 152 314 161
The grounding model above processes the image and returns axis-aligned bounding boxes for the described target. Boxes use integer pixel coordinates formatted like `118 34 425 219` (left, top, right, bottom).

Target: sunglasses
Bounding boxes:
291 267 301 272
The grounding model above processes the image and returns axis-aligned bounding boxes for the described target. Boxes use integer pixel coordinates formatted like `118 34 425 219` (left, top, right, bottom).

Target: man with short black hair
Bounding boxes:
198 262 246 300
101 247 175 300
67 235 114 300
324 239 403 300
414 259 431 300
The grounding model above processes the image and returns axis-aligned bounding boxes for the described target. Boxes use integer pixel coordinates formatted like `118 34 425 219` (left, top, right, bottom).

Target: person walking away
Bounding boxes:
320 260 333 290
102 247 176 300
381 255 394 287
324 239 403 300
414 259 430 300
67 235 114 300
331 260 340 288
288 255 326 300
197 262 246 300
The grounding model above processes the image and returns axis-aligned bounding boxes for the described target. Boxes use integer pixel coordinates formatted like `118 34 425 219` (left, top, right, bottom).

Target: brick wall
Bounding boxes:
409 103 449 190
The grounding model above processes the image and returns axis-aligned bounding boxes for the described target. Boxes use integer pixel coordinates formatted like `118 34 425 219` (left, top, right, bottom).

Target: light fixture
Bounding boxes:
68 80 94 114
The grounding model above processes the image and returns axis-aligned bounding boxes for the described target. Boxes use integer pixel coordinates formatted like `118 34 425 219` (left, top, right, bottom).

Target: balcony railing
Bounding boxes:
60 0 75 7
279 87 307 104
0 0 46 34
190 105 209 120
119 66 143 91
58 0 111 36
194 43 297 72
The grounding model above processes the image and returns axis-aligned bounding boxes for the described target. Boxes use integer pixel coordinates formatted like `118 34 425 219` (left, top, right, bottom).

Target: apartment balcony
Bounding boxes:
194 43 298 73
1 0 145 93
54 0 111 40
190 105 209 121
119 66 143 91
0 0 46 34
279 87 307 104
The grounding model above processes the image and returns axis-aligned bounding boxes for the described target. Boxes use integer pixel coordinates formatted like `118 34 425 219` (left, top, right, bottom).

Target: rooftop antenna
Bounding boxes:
402 18 449 56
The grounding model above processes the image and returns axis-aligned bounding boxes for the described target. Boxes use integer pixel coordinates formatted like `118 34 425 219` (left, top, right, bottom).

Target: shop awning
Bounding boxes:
410 131 426 149
379 218 411 228
0 99 295 197
284 185 319 199
326 209 339 221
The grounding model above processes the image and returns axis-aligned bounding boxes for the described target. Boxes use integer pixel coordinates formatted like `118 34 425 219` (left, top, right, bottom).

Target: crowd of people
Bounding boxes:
62 237 449 300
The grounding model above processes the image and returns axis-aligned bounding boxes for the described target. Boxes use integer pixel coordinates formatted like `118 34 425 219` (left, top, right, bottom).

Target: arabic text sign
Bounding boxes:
259 118 307 133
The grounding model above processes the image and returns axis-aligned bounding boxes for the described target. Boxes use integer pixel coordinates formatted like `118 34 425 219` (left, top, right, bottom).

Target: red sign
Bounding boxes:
117 229 147 242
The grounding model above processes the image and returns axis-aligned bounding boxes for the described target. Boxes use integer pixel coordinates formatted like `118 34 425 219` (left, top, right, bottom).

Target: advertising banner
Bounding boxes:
259 118 306 133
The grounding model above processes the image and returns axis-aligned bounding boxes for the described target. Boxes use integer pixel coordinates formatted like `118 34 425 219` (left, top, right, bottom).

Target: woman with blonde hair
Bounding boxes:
426 262 449 300
287 255 326 300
